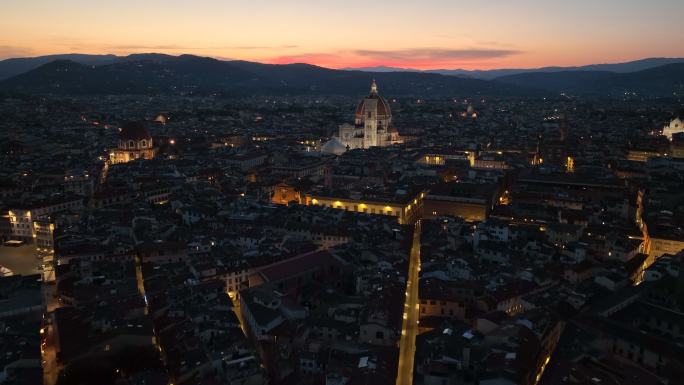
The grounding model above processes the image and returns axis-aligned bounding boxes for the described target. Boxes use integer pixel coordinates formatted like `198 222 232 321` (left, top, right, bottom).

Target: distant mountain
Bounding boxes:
3 53 682 97
495 63 684 96
340 66 421 73
0 55 536 97
0 53 184 80
345 57 684 80
0 54 116 80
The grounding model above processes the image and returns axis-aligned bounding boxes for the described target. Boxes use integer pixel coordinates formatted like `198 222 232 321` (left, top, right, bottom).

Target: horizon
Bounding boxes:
3 51 684 73
2 0 684 70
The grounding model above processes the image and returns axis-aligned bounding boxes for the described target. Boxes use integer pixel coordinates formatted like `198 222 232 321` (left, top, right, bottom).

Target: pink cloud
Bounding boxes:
265 47 522 69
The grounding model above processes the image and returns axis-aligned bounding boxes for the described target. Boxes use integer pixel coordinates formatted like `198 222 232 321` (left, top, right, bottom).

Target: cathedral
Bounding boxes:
336 81 401 150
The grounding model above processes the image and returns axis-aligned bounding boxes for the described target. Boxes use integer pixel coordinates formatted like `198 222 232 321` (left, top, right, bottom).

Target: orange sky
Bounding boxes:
2 0 684 70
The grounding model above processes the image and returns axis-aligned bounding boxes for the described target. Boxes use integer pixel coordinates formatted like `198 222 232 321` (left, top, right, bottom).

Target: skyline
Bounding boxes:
2 0 684 70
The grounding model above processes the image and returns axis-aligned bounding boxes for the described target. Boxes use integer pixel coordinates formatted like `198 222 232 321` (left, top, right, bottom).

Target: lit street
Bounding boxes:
396 221 421 385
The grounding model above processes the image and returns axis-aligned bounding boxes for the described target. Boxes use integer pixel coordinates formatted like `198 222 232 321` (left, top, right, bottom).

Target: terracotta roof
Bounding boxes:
355 94 392 119
119 121 152 141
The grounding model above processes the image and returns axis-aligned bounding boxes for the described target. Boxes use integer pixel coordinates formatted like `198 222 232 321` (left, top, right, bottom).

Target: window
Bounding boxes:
129 140 134 148
375 331 384 339
141 140 147 148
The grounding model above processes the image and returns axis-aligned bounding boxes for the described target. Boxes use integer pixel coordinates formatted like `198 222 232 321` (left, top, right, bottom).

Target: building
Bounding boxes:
419 279 467 321
271 182 300 205
663 117 683 140
109 121 156 164
8 195 82 242
305 187 425 225
337 81 402 149
225 152 267 171
423 182 499 222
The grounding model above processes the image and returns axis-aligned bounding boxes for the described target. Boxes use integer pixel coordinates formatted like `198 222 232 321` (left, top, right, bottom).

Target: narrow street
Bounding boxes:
42 277 62 385
41 320 60 385
396 221 421 385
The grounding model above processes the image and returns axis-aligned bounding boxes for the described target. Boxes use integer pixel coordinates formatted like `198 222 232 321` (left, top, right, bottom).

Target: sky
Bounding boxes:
2 0 684 70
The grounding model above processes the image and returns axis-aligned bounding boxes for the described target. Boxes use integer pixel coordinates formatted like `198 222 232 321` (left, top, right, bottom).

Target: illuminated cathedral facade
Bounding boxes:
337 81 402 150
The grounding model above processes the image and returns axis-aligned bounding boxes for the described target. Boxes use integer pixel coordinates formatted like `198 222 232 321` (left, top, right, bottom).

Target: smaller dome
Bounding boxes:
321 137 347 155
119 121 152 141
154 114 168 124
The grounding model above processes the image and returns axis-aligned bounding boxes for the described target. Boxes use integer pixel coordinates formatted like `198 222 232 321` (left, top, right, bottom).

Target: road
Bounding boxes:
42 319 61 385
396 221 421 385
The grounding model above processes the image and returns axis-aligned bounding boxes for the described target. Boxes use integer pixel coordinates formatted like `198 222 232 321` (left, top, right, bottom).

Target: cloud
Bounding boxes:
104 44 300 52
353 48 520 61
0 45 34 59
231 45 299 50
106 44 201 51
267 47 522 69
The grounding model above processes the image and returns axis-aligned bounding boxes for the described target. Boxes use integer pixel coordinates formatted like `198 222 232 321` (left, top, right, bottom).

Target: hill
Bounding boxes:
0 55 536 97
495 63 684 96
347 58 684 80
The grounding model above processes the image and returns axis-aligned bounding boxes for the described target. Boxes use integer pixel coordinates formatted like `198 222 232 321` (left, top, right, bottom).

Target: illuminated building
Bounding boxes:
671 132 684 158
271 182 301 205
565 156 575 173
304 188 424 224
336 80 402 149
33 219 55 254
416 150 472 166
470 154 509 170
626 149 665 162
662 117 683 140
109 121 156 164
8 196 82 242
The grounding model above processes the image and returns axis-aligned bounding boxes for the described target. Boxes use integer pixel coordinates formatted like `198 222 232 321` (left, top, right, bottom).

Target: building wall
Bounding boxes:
423 199 488 222
358 323 396 347
271 184 301 205
110 148 155 164
419 298 465 320
304 193 424 225
648 237 684 259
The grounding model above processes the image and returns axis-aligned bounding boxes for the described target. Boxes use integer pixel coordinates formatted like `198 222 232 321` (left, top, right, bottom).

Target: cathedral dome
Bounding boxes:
355 80 391 120
119 121 152 141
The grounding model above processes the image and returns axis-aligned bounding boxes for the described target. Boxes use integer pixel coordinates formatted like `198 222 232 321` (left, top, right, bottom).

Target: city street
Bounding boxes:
42 319 61 385
396 221 421 385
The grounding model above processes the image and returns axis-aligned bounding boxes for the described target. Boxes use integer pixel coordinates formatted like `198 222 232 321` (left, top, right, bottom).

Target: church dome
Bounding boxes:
355 80 391 120
119 121 152 141
321 137 348 155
